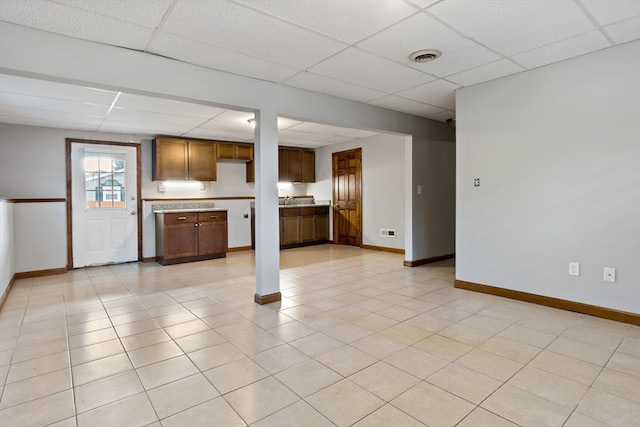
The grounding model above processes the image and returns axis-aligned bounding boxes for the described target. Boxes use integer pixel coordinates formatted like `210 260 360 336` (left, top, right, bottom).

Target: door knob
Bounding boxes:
130 211 137 215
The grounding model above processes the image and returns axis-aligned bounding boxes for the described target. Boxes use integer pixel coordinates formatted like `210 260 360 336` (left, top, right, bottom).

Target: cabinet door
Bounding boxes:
284 149 302 182
164 223 198 259
153 138 188 180
197 212 228 255
246 160 255 183
188 141 217 181
315 212 329 241
278 149 288 181
301 150 315 183
300 214 315 242
281 209 300 245
217 143 237 159
236 144 254 160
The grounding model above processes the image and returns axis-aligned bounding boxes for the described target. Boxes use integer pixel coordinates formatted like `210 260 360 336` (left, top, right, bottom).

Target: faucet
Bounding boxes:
284 195 293 205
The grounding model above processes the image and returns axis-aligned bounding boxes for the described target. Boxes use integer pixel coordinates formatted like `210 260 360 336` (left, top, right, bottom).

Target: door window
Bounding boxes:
84 153 126 209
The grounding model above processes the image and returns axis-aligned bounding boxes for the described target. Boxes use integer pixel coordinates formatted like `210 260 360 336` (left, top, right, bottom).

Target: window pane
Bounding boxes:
84 154 126 210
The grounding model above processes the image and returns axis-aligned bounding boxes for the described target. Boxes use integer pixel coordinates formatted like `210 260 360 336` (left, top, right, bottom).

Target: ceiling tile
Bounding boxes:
55 0 172 27
580 0 640 26
405 0 440 8
106 107 206 128
395 79 460 110
0 0 155 50
0 74 117 104
358 12 502 77
185 128 252 141
115 93 226 119
342 129 380 138
236 0 418 43
210 109 254 124
368 95 448 119
0 105 103 125
0 114 100 131
278 129 327 141
277 117 302 130
428 0 595 56
605 16 640 43
512 31 611 70
283 71 387 103
162 0 348 69
148 32 301 83
288 122 356 136
447 59 525 87
0 92 109 116
309 48 435 93
99 121 189 136
320 136 358 144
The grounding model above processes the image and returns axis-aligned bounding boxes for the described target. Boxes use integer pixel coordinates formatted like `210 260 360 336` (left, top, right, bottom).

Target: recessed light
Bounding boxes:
409 49 441 63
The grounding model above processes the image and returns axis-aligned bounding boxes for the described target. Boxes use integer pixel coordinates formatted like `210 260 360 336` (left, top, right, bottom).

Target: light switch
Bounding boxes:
158 183 166 193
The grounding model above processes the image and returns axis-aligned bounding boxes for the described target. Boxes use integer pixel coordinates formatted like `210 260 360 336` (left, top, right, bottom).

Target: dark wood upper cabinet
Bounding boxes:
300 150 315 183
217 142 254 161
153 137 216 181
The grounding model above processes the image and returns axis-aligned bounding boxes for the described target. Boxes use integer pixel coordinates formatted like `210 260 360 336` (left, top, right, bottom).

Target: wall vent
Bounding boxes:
380 229 396 238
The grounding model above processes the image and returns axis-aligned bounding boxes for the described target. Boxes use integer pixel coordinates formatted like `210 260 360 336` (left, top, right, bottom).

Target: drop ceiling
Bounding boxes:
0 0 638 147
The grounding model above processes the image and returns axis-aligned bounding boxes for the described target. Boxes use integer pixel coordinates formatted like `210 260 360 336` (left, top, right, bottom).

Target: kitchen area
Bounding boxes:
143 136 331 265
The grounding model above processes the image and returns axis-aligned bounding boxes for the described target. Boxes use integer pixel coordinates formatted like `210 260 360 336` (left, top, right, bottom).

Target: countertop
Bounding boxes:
153 208 227 213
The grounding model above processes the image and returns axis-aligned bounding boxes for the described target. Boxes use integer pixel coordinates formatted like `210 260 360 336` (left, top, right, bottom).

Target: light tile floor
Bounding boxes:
0 245 639 426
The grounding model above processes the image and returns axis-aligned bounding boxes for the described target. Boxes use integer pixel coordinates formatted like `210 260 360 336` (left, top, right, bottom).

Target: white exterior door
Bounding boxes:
72 143 138 267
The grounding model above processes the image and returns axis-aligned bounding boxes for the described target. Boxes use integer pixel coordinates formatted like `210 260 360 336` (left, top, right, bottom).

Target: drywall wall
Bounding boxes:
0 200 14 298
13 202 66 273
456 41 640 313
308 133 406 249
0 22 455 264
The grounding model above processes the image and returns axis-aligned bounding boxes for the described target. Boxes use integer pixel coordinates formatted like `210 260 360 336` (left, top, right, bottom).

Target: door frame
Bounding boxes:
65 138 142 269
332 147 363 246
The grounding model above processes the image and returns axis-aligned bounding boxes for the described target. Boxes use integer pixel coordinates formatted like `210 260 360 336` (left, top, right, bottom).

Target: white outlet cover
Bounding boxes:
568 262 580 276
604 267 616 282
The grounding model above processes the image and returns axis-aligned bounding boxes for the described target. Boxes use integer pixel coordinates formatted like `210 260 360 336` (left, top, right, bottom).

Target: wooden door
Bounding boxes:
332 148 362 246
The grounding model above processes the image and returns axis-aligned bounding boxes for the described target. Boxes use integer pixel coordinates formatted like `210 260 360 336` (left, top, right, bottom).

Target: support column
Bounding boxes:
253 109 281 304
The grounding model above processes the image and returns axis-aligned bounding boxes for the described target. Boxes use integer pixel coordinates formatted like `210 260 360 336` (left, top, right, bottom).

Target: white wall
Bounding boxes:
13 202 66 273
456 41 640 313
308 133 406 249
0 200 14 297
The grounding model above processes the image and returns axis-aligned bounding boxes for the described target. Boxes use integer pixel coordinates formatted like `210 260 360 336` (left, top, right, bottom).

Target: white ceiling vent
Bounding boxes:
409 49 442 63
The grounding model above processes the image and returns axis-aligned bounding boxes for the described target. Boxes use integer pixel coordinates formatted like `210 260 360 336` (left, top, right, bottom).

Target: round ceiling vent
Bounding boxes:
409 49 442 63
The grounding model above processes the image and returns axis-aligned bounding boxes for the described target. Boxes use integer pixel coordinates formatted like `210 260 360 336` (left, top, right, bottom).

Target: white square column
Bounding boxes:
253 109 281 304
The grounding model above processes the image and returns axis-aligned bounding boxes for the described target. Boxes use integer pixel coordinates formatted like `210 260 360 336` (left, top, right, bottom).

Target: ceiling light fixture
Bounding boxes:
248 118 255 128
409 49 441 63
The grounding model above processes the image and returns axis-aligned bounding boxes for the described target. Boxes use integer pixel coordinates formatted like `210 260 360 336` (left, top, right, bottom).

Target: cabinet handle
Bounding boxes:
209 215 218 219
195 223 199 227
177 217 187 221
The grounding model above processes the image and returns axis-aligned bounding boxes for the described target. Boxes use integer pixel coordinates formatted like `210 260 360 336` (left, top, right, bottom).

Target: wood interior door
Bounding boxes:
332 148 362 246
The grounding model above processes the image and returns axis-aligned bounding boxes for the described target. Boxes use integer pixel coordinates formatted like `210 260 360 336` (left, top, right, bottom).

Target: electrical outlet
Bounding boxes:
417 185 422 195
604 267 616 282
568 262 580 276
474 178 480 187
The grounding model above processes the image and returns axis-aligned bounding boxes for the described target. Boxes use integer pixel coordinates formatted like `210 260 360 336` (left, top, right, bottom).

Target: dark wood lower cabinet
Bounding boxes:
156 211 227 265
251 206 330 249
